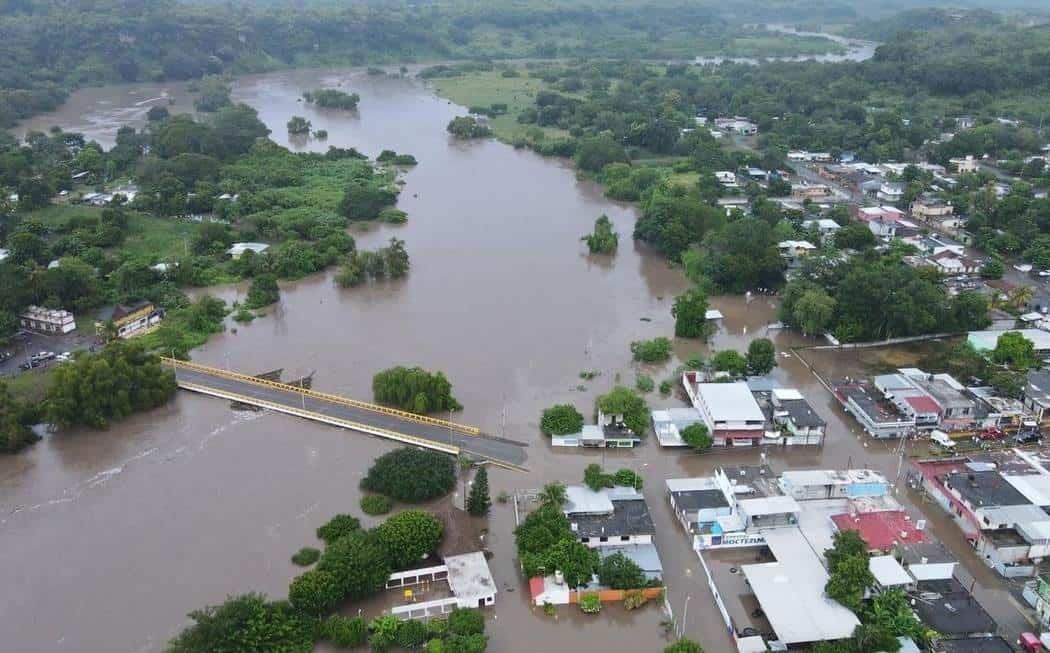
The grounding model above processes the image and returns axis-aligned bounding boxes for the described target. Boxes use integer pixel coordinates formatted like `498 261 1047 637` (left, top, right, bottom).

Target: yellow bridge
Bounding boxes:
163 358 528 471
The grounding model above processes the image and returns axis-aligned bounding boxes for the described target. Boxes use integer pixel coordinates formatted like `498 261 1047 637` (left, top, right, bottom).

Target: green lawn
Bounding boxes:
120 214 200 261
428 69 568 142
4 367 52 404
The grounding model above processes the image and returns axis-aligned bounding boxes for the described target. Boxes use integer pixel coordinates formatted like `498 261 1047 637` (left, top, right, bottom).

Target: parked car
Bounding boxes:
1015 430 1042 445
977 427 1006 441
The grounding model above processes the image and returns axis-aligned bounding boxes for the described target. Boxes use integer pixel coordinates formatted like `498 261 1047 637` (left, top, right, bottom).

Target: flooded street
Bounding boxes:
0 70 1026 652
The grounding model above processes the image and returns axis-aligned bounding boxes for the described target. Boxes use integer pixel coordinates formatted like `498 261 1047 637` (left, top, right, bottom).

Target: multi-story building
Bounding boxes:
20 305 76 334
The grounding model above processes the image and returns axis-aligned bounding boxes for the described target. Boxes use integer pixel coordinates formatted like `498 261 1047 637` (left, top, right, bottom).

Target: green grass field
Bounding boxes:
428 69 568 142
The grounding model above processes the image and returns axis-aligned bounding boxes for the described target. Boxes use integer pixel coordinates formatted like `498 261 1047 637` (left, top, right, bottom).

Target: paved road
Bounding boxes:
173 366 528 469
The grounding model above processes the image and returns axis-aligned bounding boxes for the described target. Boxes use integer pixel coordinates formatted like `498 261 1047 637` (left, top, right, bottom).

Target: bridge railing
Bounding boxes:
161 357 480 436
178 380 462 456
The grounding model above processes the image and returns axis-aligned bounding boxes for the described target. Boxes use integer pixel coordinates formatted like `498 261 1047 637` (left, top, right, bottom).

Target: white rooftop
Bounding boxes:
563 486 613 515
870 555 912 587
705 309 724 320
969 329 1050 352
772 388 803 401
743 528 860 645
1004 474 1050 506
693 382 765 423
666 477 718 493
780 469 888 487
738 495 800 516
445 551 496 604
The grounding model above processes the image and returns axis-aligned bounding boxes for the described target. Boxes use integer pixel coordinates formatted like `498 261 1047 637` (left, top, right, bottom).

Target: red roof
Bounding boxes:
830 510 928 551
905 395 941 414
529 576 545 599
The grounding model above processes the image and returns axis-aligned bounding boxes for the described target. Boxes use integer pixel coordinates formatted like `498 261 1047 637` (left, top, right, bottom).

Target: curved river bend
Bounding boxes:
1 68 1021 653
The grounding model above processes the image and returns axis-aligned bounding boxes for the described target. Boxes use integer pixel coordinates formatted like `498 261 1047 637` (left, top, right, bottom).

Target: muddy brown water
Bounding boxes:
1 70 1028 652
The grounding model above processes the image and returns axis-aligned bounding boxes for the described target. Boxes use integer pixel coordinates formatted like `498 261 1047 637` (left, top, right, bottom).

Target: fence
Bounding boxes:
567 587 664 604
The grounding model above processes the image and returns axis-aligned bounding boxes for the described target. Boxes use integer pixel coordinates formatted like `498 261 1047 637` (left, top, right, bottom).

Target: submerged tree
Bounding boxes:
287 115 312 134
582 214 619 254
466 466 491 516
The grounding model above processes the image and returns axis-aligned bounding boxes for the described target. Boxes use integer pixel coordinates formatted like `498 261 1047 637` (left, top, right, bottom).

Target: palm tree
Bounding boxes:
1008 286 1034 310
536 481 567 508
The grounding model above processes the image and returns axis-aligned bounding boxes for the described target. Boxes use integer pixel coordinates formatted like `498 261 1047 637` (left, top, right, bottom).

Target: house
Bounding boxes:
745 167 768 181
563 485 656 548
897 540 958 582
552 410 640 448
792 183 832 200
876 369 976 430
877 182 904 203
715 171 739 189
714 117 757 135
665 477 732 531
767 388 826 445
856 205 913 239
1024 370 1050 421
834 383 916 439
869 554 914 589
20 305 76 334
444 552 497 608
778 240 817 269
802 218 841 242
227 242 270 259
716 196 749 214
682 373 769 447
950 155 979 173
911 196 954 221
651 407 702 447
95 301 164 339
388 550 496 619
932 637 1013 653
930 251 981 274
969 329 1050 356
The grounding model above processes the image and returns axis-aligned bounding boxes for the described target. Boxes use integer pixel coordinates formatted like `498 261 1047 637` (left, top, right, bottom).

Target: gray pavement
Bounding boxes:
173 366 529 469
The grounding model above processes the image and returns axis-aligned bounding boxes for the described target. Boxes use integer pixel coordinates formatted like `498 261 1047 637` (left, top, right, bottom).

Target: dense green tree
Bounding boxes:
672 286 714 339
372 366 461 414
598 552 646 589
376 510 444 569
317 531 391 600
697 219 784 293
746 338 776 375
466 466 491 516
304 89 360 110
515 503 572 555
613 468 643 489
287 569 342 616
541 538 599 588
993 331 1039 370
447 608 485 636
582 214 619 254
574 136 628 173
446 116 491 139
834 221 877 250
630 337 672 363
286 116 312 134
583 463 614 491
340 179 399 221
360 448 456 503
0 382 39 454
539 404 584 436
681 423 712 451
46 342 177 429
245 273 280 308
595 386 649 435
711 349 748 376
322 615 368 648
166 593 314 653
535 482 568 509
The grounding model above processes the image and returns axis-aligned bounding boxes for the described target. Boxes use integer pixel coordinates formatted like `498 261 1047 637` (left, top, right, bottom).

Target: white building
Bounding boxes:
949 155 979 173
682 374 768 447
877 182 904 203
20 305 76 334
227 242 270 259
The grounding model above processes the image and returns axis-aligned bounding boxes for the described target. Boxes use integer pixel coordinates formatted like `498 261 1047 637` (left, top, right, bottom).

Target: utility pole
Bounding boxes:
678 595 692 639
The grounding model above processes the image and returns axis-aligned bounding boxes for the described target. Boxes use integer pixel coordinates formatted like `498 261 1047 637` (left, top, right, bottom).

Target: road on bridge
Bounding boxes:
170 361 528 470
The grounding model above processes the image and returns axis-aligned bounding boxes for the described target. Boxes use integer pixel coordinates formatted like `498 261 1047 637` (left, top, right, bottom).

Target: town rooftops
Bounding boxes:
910 578 997 636
830 510 928 551
905 394 942 415
1027 370 1050 406
741 527 860 645
898 540 955 565
780 468 888 488
571 498 655 539
737 495 800 516
1004 474 1050 506
933 637 1014 653
444 551 496 606
596 543 662 580
945 470 1031 508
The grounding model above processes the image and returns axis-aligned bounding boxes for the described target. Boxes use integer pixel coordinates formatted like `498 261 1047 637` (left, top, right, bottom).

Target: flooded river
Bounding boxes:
1 69 1025 652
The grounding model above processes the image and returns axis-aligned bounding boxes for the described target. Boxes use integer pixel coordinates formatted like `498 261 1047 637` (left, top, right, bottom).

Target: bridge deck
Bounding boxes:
165 359 528 470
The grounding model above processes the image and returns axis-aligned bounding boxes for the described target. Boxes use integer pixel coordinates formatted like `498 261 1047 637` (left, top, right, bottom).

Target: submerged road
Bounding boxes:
165 359 528 470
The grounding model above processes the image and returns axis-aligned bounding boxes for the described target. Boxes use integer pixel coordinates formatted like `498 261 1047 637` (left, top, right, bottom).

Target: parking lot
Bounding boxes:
0 329 100 377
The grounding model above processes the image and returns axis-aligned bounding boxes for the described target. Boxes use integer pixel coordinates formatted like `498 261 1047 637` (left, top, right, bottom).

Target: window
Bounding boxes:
621 536 630 542
599 536 608 543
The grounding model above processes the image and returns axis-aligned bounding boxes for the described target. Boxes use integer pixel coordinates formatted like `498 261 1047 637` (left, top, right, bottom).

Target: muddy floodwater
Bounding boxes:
1 70 1027 653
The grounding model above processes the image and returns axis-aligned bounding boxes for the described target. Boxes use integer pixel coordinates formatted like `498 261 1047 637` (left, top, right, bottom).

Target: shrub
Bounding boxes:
425 617 449 638
543 602 556 616
376 510 444 569
245 273 280 308
584 463 613 491
579 594 602 614
595 386 649 436
361 494 393 515
635 373 654 393
368 614 401 652
466 466 491 517
316 514 361 544
166 593 314 653
539 404 585 436
623 589 647 610
613 468 643 489
288 569 342 615
630 337 672 363
396 619 428 648
291 547 320 566
323 615 367 648
659 379 673 396
582 214 618 254
447 607 485 636
360 448 456 503
664 639 705 653
379 208 408 224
